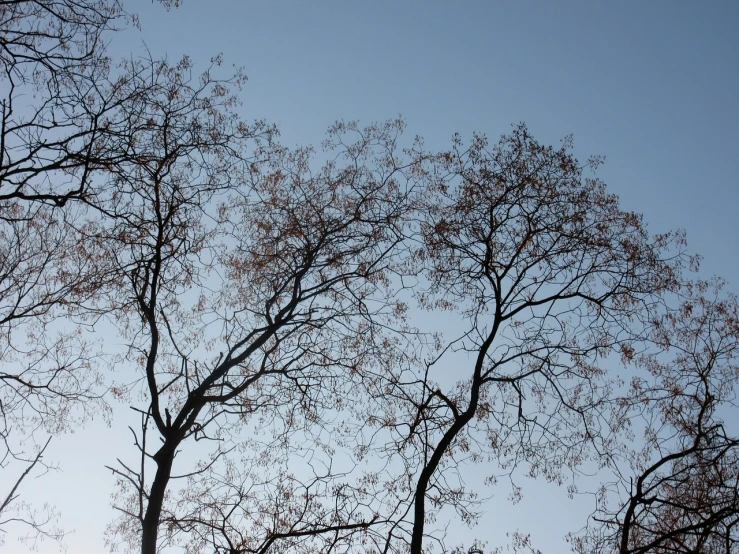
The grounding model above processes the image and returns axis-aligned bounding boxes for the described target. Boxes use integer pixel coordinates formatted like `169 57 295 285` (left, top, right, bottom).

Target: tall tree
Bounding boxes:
95 48 425 552
383 126 691 554
0 0 124 545
0 0 182 546
4 7 738 553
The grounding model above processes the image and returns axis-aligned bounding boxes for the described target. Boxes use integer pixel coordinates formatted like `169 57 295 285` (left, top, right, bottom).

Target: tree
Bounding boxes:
0 0 180 546
350 125 691 554
0 0 124 546
0 195 107 547
98 119 722 554
571 280 739 554
99 109 426 554
3 5 738 553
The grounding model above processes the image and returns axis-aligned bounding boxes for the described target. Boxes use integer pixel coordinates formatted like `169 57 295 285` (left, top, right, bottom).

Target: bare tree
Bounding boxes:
90 37 427 552
571 279 739 554
4 7 738 553
100 119 737 554
0 198 107 547
370 125 692 554
0 0 186 546
0 0 124 546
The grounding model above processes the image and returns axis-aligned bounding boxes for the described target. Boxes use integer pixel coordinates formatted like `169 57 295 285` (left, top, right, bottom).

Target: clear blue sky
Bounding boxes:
14 1 739 553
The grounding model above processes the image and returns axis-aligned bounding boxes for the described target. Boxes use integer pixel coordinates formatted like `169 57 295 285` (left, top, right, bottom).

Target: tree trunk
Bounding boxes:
141 442 176 554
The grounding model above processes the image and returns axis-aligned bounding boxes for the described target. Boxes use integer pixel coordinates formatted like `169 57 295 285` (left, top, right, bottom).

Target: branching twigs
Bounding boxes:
572 281 739 554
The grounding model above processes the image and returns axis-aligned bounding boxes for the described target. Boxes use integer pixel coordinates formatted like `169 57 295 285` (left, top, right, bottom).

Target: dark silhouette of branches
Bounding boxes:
96 56 425 552
4 7 738 554
571 280 739 554
376 126 691 554
0 437 65 550
0 0 190 546
0 0 124 545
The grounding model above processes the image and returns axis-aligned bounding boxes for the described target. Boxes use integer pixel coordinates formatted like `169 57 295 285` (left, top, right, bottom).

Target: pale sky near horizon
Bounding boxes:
7 1 739 553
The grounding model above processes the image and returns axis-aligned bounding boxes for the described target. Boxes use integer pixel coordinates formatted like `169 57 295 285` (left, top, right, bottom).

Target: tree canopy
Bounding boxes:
1 2 738 554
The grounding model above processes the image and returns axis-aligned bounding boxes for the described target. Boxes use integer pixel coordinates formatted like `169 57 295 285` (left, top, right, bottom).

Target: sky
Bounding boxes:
8 1 739 553
110 0 739 278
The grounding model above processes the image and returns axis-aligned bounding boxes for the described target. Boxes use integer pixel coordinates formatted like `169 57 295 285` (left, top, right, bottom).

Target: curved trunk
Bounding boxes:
410 410 475 554
410 313 500 554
